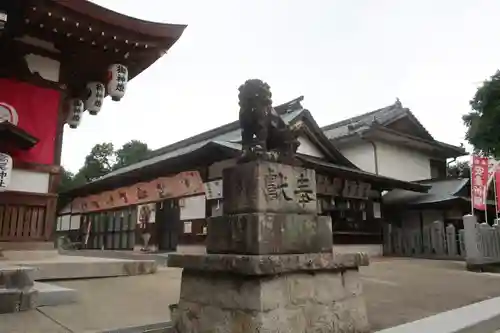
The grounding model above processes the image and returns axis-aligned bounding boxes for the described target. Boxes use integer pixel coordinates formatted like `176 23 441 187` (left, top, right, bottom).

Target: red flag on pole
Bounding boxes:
472 155 489 210
495 169 500 213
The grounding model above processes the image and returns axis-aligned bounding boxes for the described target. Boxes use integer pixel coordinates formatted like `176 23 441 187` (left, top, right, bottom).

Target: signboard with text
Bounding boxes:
316 174 372 199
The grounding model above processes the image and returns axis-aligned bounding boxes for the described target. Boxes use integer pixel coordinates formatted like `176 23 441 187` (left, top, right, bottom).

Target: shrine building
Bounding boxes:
58 97 430 256
0 0 186 248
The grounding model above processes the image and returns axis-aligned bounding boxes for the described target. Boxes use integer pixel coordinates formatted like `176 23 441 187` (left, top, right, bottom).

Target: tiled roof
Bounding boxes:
320 100 468 158
322 100 405 140
382 178 470 205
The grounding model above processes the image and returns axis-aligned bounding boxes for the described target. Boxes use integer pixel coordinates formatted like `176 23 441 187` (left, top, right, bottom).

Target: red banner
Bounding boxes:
0 79 61 164
472 156 489 210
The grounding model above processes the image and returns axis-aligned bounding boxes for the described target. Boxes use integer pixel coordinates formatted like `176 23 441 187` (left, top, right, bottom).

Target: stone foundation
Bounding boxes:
169 252 370 332
175 268 369 333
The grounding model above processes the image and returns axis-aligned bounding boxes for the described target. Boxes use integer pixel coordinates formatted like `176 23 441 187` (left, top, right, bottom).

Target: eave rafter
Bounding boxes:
18 1 175 98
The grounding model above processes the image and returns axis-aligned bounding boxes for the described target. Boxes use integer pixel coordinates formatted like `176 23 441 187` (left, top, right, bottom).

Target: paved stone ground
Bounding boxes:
3 258 500 332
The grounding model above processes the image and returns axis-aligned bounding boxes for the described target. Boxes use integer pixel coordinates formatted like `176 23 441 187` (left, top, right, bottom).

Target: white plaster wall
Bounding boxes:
339 142 377 174
340 141 434 181
375 141 432 181
180 195 206 220
297 136 325 159
9 169 49 193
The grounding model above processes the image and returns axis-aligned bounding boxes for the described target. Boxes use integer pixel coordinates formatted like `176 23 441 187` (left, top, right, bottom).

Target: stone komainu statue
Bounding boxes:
238 79 302 162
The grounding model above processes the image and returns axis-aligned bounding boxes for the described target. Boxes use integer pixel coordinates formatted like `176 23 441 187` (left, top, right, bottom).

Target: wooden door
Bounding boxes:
156 199 180 251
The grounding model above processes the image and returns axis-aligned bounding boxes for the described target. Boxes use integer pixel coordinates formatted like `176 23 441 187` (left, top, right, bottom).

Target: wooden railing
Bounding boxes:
0 191 56 241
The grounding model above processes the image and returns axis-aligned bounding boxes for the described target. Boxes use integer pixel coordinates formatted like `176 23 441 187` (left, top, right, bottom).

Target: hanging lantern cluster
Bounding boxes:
66 98 84 129
85 82 105 115
0 152 13 192
68 64 128 128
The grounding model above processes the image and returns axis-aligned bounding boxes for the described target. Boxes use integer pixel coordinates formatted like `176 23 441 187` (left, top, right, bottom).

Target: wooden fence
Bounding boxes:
383 220 466 259
84 207 138 250
0 192 56 242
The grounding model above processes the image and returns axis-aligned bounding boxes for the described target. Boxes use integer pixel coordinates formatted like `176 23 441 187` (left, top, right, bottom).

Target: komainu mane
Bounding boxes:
238 79 302 163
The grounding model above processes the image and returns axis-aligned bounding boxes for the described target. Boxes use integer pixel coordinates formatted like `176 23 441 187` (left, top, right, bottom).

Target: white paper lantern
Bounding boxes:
0 152 12 192
66 98 84 129
107 64 128 101
85 82 105 115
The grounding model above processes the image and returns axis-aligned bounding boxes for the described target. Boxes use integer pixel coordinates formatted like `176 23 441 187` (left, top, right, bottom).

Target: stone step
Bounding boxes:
34 282 78 307
0 265 35 289
0 287 38 314
59 249 170 267
12 258 157 280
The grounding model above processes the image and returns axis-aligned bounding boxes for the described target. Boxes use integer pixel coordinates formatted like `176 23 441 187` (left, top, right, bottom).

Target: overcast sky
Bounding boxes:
61 0 498 173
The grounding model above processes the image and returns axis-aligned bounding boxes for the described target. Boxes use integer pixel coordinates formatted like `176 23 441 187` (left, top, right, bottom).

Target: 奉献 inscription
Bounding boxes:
264 168 293 201
223 161 317 215
295 172 315 206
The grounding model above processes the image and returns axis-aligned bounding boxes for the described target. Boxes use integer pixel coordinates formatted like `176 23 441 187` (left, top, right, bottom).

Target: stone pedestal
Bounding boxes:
169 161 370 332
0 266 38 313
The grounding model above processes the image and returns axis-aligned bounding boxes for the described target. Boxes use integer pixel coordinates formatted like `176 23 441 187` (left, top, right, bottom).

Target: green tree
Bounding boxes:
113 140 152 170
78 142 115 182
58 140 151 192
464 70 500 157
447 160 470 178
58 167 75 193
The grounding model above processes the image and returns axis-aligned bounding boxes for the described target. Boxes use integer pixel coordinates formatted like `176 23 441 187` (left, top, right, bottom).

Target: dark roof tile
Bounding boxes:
322 100 405 140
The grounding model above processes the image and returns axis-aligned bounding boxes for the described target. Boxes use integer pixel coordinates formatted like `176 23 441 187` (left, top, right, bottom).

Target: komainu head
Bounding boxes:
238 79 273 110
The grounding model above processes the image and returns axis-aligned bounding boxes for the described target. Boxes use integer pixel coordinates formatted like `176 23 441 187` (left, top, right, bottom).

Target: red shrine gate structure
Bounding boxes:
0 0 186 247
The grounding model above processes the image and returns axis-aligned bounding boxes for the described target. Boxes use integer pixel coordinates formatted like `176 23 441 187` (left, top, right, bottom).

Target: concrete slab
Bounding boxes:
376 296 500 333
34 282 78 307
364 258 500 330
38 268 181 333
9 256 157 280
0 310 70 333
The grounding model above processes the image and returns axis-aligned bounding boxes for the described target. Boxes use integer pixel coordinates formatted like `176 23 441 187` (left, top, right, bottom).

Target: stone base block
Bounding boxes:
207 213 332 255
174 268 370 333
223 161 317 215
168 253 369 276
168 252 369 275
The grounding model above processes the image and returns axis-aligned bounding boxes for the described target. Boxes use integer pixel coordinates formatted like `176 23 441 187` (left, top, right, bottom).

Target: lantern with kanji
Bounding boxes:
66 98 84 129
0 152 12 192
107 64 128 101
85 82 105 115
